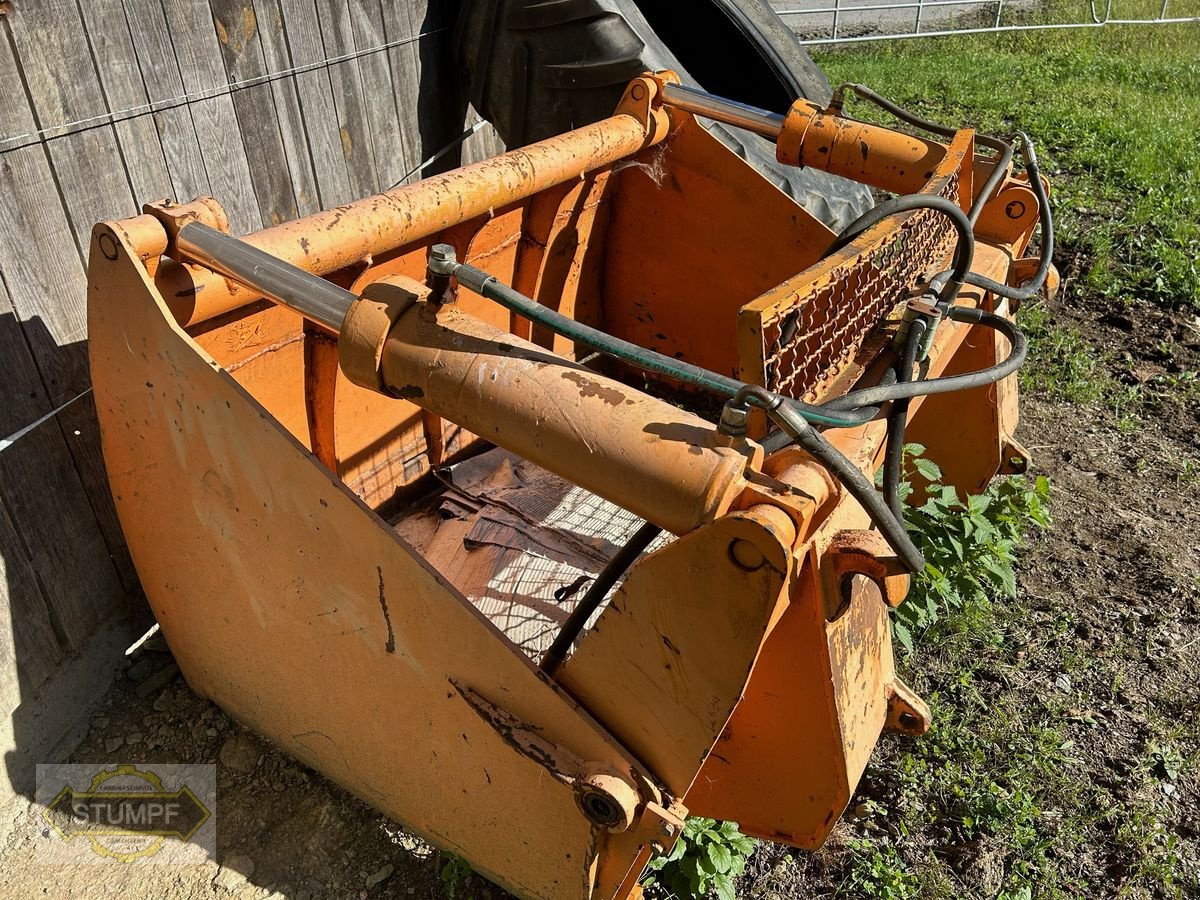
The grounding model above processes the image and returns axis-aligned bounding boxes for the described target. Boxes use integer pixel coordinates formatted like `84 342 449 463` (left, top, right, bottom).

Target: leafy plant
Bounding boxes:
842 839 921 900
439 852 476 899
892 444 1051 653
642 818 756 900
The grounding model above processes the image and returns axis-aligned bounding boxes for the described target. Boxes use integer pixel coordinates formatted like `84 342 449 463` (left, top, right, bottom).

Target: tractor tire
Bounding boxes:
454 0 872 230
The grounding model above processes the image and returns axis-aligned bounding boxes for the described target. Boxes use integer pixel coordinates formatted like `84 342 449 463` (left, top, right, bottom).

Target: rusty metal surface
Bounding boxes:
738 130 973 406
377 300 759 536
88 222 668 900
84 75 1048 894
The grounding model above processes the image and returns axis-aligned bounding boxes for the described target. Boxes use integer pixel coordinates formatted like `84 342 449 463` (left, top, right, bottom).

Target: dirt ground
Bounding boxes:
1 252 1197 900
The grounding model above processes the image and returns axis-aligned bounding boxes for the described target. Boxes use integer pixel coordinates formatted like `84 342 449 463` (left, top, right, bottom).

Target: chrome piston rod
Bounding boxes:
176 222 354 332
659 83 785 139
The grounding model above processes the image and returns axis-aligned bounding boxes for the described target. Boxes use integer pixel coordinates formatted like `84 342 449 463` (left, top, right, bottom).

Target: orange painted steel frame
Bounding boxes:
87 74 1043 898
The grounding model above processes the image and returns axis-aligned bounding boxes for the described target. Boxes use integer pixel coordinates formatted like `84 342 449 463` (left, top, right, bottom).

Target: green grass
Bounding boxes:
814 17 1200 314
798 20 1200 900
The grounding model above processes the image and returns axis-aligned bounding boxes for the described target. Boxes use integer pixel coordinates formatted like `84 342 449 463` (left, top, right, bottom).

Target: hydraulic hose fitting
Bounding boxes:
717 401 750 438
427 243 458 305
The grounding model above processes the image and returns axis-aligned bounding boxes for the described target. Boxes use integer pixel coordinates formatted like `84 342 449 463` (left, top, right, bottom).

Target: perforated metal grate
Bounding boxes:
761 172 961 402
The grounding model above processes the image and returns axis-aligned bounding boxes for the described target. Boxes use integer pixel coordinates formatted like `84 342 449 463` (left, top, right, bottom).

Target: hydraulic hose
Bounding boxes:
540 521 663 676
831 86 1052 302
440 257 875 429
963 133 1054 302
883 318 926 520
732 386 924 572
822 307 1025 410
827 194 975 308
831 82 1014 227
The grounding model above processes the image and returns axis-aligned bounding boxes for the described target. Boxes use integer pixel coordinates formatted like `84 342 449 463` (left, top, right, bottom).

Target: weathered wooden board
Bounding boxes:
0 277 123 653
210 0 301 226
460 116 506 167
5 0 138 255
75 0 175 205
247 0 322 216
277 0 355 208
0 25 133 597
378 0 424 174
0 493 63 722
315 0 380 198
347 0 408 187
159 0 263 234
120 0 213 201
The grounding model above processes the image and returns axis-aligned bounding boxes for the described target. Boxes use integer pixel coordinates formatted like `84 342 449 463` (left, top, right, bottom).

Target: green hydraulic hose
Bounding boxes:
440 257 873 430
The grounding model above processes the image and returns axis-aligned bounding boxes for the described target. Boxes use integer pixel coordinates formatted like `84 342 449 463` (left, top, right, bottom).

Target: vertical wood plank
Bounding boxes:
378 0 460 181
0 490 64 718
346 0 407 187
119 0 213 201
209 0 301 226
246 0 322 216
378 0 422 173
74 0 175 205
0 274 124 651
4 0 138 255
159 0 263 234
460 117 506 167
275 0 354 208
315 0 380 197
0 24 134 595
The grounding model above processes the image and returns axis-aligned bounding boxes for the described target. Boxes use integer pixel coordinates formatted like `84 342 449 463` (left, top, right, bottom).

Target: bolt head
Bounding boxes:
718 403 749 437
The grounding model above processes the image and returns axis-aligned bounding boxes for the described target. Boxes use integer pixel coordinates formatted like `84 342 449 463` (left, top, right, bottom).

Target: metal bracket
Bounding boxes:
885 678 931 735
825 529 911 618
998 436 1032 475
452 682 648 834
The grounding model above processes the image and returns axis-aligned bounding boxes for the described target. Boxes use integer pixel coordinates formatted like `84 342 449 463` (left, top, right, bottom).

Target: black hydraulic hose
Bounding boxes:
798 426 923 571
963 134 1054 302
445 260 876 429
732 386 925 572
828 194 975 308
758 368 896 455
830 83 1014 227
883 319 926 520
822 307 1026 410
540 521 662 677
831 86 1054 302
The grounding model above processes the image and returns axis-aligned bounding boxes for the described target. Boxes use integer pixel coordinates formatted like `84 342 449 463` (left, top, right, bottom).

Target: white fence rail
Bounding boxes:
775 0 1200 44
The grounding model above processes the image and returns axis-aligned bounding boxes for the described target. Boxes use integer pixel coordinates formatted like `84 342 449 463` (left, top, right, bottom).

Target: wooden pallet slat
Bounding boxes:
159 0 264 234
210 0 301 226
276 0 355 209
315 0 381 198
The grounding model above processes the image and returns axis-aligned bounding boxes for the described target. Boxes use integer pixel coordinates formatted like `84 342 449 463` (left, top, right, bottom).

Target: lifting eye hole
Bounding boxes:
898 712 921 730
581 792 622 828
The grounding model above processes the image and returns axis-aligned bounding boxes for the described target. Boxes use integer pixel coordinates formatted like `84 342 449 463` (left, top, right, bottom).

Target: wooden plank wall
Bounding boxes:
0 0 504 758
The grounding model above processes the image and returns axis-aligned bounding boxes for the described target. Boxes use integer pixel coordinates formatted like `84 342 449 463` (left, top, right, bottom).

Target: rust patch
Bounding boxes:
560 370 627 406
390 384 425 400
377 566 395 653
